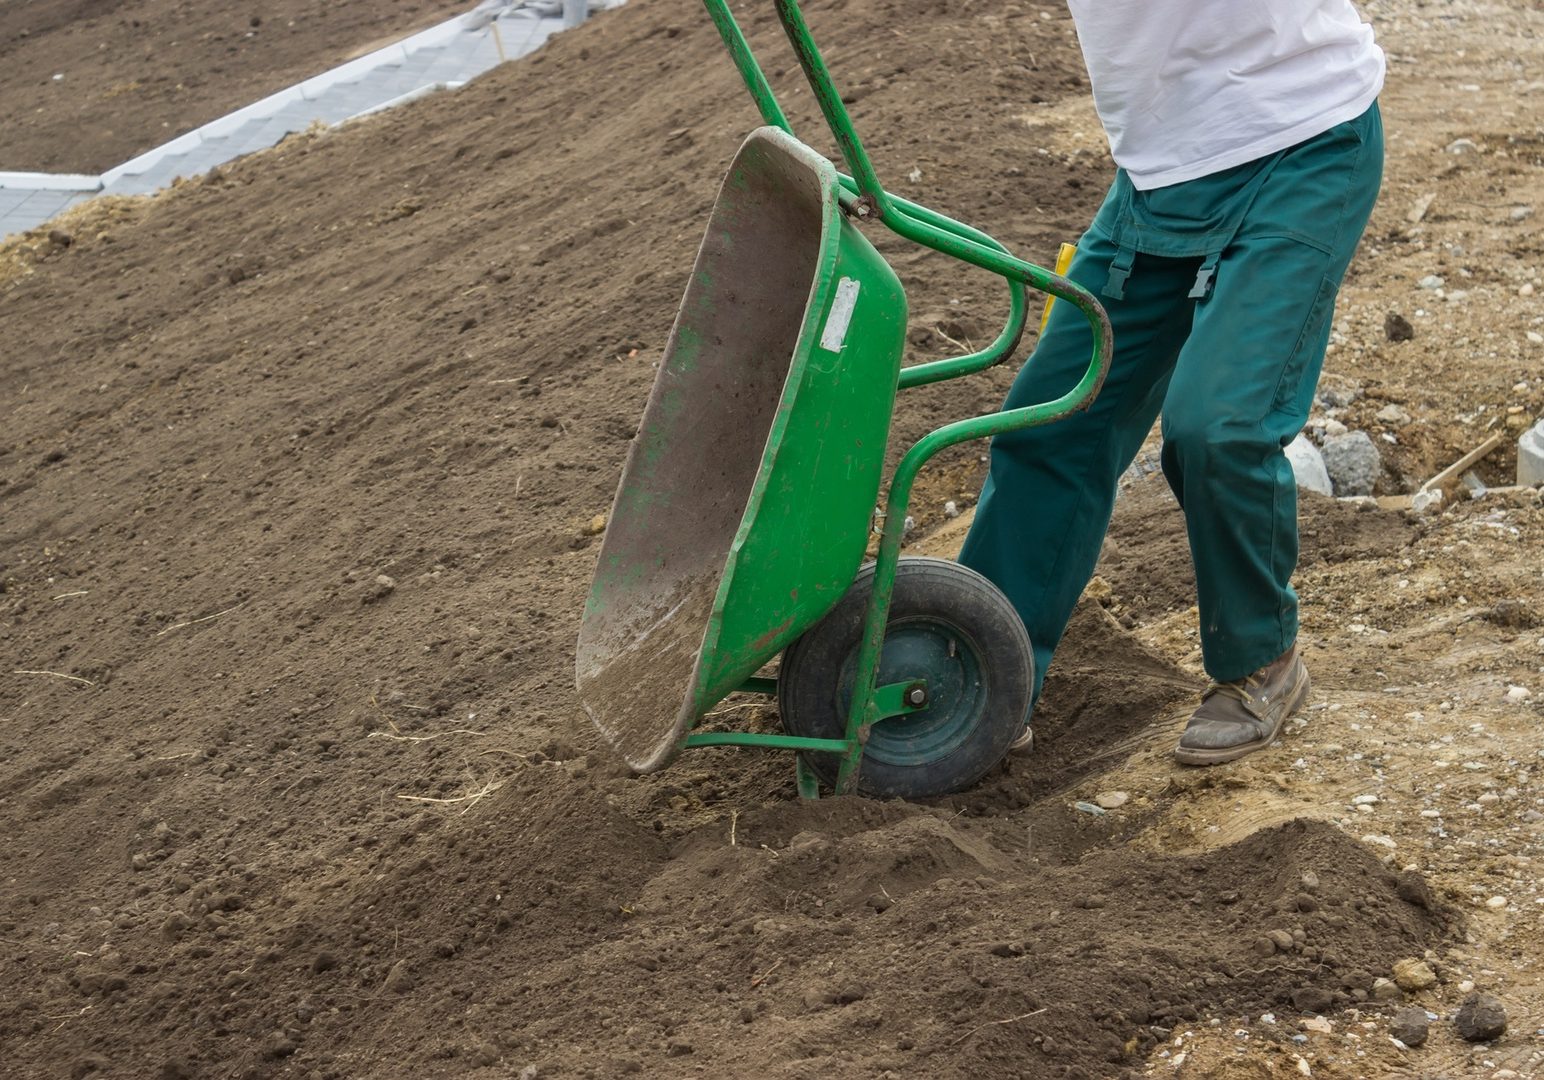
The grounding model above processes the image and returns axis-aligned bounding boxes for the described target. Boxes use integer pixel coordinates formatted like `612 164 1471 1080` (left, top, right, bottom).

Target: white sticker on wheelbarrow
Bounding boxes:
818 277 861 353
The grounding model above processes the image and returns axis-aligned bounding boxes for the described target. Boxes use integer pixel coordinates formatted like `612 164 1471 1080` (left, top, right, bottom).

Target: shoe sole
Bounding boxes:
1172 666 1311 766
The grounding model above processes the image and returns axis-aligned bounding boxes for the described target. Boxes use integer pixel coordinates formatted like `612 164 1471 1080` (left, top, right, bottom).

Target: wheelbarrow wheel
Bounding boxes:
778 556 1033 798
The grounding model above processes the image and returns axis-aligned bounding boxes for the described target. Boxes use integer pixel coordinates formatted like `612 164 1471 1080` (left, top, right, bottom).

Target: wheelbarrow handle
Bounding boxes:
764 0 1110 395
700 0 1029 387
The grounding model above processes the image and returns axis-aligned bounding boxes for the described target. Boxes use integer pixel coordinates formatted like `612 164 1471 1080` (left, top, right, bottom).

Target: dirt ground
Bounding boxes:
1 0 1541 1078
0 0 468 172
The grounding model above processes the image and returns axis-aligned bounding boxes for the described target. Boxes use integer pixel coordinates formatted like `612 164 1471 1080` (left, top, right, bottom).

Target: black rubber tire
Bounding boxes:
777 556 1033 799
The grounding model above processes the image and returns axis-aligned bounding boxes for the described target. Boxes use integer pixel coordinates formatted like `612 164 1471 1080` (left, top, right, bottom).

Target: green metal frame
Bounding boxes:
688 0 1112 795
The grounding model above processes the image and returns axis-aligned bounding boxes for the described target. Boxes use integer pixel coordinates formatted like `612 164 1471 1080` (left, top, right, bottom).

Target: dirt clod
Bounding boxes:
1454 992 1508 1042
1393 957 1439 992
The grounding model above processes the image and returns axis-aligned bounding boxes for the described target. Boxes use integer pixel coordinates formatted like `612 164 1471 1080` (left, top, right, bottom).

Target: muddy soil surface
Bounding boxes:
2 0 1542 1077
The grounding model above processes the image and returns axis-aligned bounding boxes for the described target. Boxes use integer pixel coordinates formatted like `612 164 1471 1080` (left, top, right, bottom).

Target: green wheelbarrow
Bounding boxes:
575 0 1112 799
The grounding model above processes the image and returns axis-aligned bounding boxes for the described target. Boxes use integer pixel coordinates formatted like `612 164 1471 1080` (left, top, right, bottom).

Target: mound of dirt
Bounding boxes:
0 0 1468 1076
1 755 1453 1080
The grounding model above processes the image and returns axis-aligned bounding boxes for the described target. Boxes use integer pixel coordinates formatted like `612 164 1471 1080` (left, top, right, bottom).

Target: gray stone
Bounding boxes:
1317 383 1361 408
1518 419 1544 486
1454 992 1507 1042
1286 434 1333 496
1321 431 1380 496
1390 1006 1430 1047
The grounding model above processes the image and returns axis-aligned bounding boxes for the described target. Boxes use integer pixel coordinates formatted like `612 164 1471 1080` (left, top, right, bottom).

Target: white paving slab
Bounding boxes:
1 0 617 240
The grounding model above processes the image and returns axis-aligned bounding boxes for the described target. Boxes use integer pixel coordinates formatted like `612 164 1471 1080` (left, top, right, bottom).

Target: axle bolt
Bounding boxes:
905 686 927 707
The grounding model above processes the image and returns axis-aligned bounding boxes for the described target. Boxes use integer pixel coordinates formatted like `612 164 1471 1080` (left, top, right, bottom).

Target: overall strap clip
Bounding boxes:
1102 245 1136 301
1188 251 1221 301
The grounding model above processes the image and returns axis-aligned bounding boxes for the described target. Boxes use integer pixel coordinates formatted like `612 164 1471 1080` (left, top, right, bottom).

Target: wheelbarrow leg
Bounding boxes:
795 757 822 800
835 511 911 795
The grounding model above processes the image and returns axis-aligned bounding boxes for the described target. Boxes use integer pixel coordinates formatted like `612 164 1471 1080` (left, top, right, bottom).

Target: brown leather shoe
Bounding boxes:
1174 646 1310 766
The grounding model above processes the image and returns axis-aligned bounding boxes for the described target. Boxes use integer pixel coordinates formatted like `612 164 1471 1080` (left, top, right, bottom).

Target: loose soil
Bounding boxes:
2 0 1542 1078
0 0 468 172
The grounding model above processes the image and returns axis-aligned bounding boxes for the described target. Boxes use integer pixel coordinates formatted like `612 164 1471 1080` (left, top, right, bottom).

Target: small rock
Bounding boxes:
1372 977 1404 1002
381 960 414 993
1094 790 1129 810
1292 987 1334 1013
1446 138 1479 154
1393 958 1438 992
1454 992 1507 1042
583 514 607 536
1318 383 1361 408
1528 332 1544 346
1504 685 1531 703
943 500 959 518
1301 1016 1333 1034
1267 929 1296 952
1390 1006 1430 1048
1375 404 1412 426
1485 896 1508 910
1521 282 1535 297
1073 801 1107 815
1286 434 1333 496
519 1066 540 1080
1321 431 1380 496
1384 312 1415 342
262 1033 297 1060
1406 193 1436 223
1417 274 1445 290
1511 206 1534 222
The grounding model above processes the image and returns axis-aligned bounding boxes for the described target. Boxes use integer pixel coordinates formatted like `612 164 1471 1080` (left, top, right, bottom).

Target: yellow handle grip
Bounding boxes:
1038 242 1078 333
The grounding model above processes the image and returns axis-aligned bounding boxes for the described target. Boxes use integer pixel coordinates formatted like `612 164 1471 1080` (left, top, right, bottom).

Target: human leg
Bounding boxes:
1160 107 1383 683
958 230 1198 705
1159 106 1384 761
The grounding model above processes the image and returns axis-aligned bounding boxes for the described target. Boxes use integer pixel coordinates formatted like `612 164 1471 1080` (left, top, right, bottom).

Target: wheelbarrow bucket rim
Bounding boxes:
577 127 849 773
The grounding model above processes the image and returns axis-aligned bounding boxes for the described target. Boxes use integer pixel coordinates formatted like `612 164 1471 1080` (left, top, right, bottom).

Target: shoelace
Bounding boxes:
1201 674 1264 704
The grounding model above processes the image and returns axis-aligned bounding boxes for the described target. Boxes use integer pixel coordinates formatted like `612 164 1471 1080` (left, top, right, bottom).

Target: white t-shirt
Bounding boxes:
1066 1 1385 189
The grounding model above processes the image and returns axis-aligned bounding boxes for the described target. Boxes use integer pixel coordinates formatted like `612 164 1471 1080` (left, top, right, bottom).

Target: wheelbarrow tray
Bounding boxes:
576 126 907 772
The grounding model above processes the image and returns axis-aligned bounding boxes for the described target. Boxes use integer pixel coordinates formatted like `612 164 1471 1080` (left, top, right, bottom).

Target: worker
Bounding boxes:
960 1 1385 764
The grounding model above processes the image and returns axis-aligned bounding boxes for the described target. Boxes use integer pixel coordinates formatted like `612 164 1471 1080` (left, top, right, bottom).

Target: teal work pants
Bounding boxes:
959 105 1383 702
